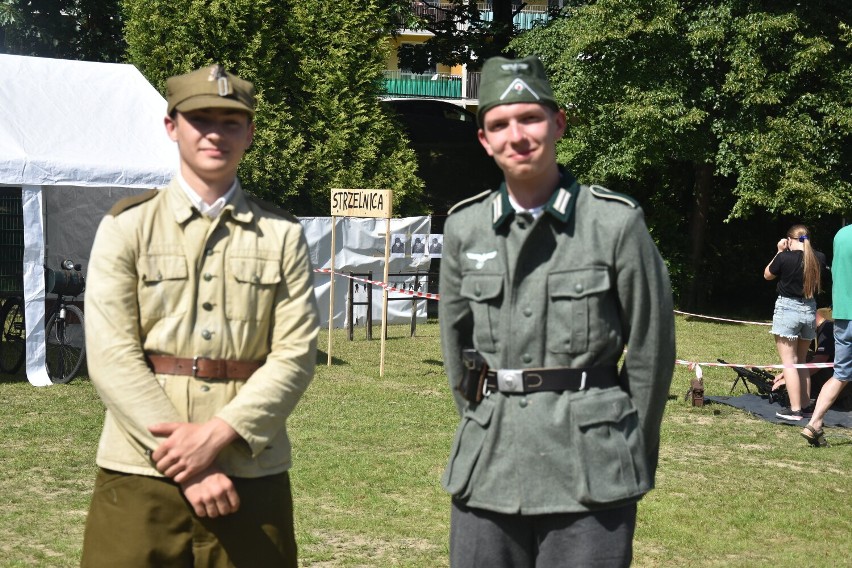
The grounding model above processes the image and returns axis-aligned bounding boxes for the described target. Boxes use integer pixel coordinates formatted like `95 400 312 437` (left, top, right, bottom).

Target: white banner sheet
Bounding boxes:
300 216 434 328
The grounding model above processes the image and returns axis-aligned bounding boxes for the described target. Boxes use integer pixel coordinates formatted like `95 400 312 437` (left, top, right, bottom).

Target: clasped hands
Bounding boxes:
148 418 240 518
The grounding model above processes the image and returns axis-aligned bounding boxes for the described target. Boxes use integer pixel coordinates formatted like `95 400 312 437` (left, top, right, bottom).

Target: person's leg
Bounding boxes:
81 469 193 568
535 504 636 568
450 500 532 568
805 378 849 432
194 472 297 568
796 338 812 402
803 319 852 441
775 335 804 411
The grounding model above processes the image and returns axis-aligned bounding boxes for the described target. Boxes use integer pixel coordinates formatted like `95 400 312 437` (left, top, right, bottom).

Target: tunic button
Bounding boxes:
574 283 584 293
202 302 213 311
205 248 214 257
201 329 212 340
252 275 260 284
523 308 532 317
474 284 481 296
203 273 213 281
519 398 528 408
522 353 532 364
200 385 210 392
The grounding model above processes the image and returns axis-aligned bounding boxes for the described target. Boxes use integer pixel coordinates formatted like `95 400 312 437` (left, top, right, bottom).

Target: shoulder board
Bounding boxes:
588 185 638 209
246 194 298 223
447 189 493 216
107 189 159 216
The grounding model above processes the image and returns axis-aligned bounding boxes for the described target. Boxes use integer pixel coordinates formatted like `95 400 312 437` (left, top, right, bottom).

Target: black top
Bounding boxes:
769 249 827 299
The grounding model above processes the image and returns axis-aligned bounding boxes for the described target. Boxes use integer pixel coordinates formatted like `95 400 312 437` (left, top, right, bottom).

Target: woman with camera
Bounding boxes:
764 224 826 422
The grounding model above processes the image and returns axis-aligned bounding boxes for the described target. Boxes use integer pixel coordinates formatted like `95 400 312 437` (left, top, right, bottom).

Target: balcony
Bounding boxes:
383 71 482 100
406 1 553 31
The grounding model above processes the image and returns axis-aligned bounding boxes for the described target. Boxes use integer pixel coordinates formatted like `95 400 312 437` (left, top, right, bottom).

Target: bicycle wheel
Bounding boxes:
0 297 26 374
45 304 85 384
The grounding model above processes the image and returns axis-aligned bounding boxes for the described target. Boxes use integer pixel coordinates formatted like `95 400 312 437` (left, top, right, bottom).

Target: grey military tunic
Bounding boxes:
439 170 675 515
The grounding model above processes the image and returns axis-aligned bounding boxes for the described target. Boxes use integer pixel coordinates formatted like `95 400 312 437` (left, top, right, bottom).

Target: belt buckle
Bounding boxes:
192 356 211 378
496 369 524 393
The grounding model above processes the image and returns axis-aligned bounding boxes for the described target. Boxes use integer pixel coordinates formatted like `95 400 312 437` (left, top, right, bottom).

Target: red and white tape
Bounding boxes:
676 359 833 371
315 268 440 300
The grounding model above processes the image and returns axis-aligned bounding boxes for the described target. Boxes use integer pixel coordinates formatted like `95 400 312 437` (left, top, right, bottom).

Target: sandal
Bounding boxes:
800 424 828 447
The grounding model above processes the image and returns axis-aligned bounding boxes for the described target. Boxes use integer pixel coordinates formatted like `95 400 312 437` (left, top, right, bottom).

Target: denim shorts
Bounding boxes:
770 296 817 340
833 319 852 382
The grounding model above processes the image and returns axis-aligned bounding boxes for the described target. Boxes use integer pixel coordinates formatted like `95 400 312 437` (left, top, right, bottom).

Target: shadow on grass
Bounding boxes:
317 350 347 365
423 359 444 367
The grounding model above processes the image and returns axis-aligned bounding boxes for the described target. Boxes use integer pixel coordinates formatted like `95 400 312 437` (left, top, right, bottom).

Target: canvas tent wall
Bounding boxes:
0 54 178 386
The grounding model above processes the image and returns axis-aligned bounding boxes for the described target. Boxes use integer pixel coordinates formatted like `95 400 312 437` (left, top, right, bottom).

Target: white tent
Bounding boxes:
0 54 178 386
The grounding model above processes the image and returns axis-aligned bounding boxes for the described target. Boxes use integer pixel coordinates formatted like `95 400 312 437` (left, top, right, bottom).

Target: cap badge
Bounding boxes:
207 64 230 96
500 63 530 72
500 78 540 101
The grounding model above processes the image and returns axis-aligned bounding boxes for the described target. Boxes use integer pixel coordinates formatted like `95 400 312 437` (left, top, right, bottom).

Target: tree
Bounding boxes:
512 0 852 308
123 0 425 215
397 0 557 72
0 0 124 61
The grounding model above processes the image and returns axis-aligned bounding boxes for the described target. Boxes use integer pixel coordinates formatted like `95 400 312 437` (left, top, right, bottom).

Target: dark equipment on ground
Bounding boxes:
718 358 789 407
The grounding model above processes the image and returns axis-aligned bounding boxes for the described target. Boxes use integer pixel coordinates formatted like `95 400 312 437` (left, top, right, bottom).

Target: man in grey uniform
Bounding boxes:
438 55 675 567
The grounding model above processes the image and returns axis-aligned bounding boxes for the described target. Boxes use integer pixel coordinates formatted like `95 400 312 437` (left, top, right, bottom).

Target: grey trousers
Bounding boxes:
450 500 636 568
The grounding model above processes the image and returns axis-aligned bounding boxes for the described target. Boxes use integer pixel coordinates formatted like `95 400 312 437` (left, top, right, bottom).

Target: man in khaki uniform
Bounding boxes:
80 64 319 567
439 56 675 567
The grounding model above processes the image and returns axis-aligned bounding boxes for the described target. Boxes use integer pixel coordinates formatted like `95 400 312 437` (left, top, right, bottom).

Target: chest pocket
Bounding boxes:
546 267 613 355
460 274 503 353
226 252 282 322
138 254 189 319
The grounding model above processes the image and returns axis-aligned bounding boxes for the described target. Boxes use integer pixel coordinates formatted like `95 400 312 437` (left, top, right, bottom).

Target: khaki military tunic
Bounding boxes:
439 171 675 514
85 179 319 478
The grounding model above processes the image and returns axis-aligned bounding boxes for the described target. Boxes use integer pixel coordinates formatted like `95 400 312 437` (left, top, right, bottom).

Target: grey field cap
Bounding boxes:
476 55 559 124
166 64 256 116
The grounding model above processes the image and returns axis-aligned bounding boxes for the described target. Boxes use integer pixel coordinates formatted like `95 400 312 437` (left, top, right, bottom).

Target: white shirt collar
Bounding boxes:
177 174 238 218
507 192 546 220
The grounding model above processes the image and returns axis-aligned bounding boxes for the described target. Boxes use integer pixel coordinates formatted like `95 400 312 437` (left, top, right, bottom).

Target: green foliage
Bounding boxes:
512 0 852 220
123 0 424 215
0 0 125 61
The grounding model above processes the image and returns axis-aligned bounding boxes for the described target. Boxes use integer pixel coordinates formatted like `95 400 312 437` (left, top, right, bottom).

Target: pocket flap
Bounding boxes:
139 255 188 282
460 274 503 302
575 393 636 428
462 401 494 427
549 267 610 299
230 257 282 285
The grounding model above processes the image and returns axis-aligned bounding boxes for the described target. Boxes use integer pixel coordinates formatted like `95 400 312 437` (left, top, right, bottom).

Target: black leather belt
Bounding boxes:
482 365 619 394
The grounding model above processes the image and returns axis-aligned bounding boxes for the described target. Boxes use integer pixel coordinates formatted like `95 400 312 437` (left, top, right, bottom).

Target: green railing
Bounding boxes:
383 72 462 98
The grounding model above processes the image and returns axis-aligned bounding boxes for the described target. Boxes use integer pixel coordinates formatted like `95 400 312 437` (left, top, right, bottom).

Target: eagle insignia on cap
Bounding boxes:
205 64 231 96
500 63 530 72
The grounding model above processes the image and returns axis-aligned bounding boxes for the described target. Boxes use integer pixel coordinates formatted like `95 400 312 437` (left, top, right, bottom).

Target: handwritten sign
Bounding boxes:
330 188 392 219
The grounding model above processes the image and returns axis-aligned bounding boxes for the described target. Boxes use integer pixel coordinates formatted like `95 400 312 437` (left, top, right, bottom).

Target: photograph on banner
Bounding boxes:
391 233 407 256
299 215 432 328
428 234 443 257
412 234 427 257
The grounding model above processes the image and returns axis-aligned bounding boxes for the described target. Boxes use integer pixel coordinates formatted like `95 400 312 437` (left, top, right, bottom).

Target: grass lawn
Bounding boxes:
0 316 849 567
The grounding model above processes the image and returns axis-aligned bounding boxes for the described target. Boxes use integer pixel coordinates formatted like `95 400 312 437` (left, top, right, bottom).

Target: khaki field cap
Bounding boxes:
166 64 256 116
476 55 559 124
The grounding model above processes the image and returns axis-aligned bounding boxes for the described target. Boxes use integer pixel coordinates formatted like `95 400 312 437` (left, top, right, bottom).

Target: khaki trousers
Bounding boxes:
80 468 297 568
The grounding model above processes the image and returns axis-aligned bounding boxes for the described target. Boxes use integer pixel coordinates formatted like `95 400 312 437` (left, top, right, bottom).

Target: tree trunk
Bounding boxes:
685 162 713 310
491 0 517 52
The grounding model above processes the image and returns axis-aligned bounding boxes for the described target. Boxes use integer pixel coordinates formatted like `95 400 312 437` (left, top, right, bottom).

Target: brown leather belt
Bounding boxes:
146 354 262 380
482 365 619 394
